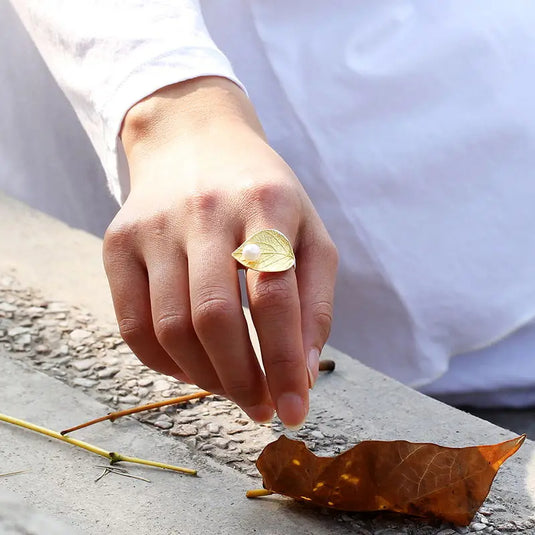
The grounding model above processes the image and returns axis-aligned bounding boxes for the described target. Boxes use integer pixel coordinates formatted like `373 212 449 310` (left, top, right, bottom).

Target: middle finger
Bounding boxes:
247 264 309 429
188 230 273 423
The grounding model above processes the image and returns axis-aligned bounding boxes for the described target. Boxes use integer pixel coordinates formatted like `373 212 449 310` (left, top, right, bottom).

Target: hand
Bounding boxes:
103 77 338 428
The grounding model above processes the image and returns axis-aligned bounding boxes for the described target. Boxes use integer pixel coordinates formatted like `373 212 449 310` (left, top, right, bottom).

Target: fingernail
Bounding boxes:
244 404 274 424
277 392 307 430
307 348 320 388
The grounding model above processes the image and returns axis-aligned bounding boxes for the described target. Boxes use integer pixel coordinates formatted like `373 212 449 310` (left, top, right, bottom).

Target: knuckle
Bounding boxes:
117 317 179 376
117 317 148 346
184 190 221 217
267 352 302 369
144 211 171 237
104 212 178 268
137 355 178 377
310 300 334 340
103 220 137 257
192 293 235 331
196 379 224 395
240 181 298 218
252 276 293 310
308 234 338 267
154 312 190 346
325 241 339 269
224 381 258 405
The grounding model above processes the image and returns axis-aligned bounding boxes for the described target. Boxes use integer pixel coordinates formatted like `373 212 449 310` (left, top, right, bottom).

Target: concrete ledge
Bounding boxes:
1 191 534 533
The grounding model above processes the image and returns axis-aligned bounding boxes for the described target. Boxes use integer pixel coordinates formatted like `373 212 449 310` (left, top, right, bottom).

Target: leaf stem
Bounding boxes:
0 412 196 476
246 489 274 498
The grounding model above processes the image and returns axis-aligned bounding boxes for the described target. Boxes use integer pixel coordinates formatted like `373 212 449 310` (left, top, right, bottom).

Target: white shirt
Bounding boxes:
4 0 535 406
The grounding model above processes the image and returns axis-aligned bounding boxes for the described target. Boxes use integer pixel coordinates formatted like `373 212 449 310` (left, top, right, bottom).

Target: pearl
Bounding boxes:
242 243 261 262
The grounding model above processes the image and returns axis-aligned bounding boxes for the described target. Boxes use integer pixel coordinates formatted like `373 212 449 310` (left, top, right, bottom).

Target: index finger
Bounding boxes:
246 267 309 429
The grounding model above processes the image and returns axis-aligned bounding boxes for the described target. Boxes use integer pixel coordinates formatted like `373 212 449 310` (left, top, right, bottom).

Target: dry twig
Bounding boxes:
61 391 212 435
0 412 196 476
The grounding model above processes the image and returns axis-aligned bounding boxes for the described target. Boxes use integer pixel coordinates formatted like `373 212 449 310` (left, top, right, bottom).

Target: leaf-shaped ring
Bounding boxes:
232 229 296 272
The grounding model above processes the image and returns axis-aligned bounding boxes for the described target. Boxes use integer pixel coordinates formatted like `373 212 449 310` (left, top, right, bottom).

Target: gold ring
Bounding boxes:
232 229 295 272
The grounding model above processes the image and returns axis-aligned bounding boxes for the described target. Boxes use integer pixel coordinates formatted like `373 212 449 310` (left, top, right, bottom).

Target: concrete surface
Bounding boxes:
0 487 76 535
0 356 359 535
1 191 535 534
461 406 535 440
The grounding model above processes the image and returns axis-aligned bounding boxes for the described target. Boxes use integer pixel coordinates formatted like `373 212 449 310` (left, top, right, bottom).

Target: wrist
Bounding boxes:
120 76 265 157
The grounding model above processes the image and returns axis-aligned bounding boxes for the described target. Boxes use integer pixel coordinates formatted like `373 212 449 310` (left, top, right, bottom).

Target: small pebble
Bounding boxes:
170 424 198 437
69 329 92 343
136 387 149 398
47 302 70 313
27 306 45 318
14 334 32 347
101 355 120 366
72 377 97 388
211 438 229 449
71 358 96 372
121 395 141 405
7 326 29 336
96 380 117 391
206 423 221 434
97 367 120 379
153 419 173 430
55 344 70 356
138 377 153 387
52 356 70 365
470 523 487 532
153 379 171 391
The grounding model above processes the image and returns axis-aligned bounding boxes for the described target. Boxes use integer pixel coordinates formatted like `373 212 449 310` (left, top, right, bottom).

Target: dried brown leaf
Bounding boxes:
255 434 525 525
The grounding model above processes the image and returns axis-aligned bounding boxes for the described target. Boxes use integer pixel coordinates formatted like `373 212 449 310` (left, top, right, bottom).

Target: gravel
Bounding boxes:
1 273 533 534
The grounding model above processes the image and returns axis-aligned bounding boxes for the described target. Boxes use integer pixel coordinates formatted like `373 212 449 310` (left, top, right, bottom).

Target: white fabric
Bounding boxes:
3 0 535 406
8 0 244 203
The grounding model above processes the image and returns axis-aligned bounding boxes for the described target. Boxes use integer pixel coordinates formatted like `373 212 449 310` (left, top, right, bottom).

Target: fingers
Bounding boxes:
104 186 336 433
297 227 338 388
147 254 224 394
103 235 184 378
188 230 274 423
246 260 309 429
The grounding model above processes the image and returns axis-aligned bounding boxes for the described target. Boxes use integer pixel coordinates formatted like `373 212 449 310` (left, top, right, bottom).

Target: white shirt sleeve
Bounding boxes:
9 0 245 203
